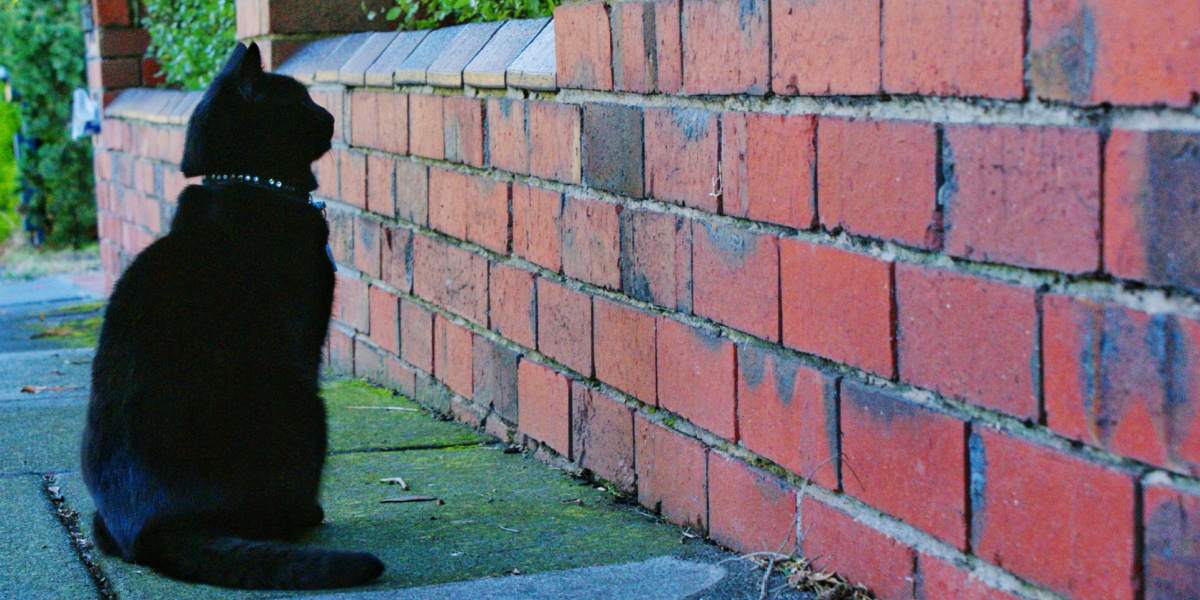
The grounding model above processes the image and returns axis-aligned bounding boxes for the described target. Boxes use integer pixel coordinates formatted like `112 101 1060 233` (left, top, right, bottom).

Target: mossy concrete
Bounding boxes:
0 401 86 474
0 476 96 599
322 379 491 452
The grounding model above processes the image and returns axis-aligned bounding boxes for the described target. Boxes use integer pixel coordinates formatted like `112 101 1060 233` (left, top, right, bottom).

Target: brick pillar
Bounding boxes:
85 0 161 105
235 0 391 69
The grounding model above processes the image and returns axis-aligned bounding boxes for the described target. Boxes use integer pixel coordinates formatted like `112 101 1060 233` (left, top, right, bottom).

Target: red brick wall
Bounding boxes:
93 2 1200 598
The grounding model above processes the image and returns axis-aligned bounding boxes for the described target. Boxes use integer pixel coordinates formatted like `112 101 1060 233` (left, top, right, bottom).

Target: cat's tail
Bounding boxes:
141 529 384 589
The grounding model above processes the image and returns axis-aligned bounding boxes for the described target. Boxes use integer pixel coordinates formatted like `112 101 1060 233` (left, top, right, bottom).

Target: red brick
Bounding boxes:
653 0 682 94
94 0 131 25
592 298 655 403
366 154 395 217
517 359 571 455
409 94 444 159
100 57 141 89
394 161 428 225
536 279 592 376
916 554 1020 600
771 0 880 95
443 96 484 167
333 273 369 332
882 0 1025 98
350 90 408 155
353 215 381 278
656 318 735 439
720 112 815 228
896 265 1037 418
354 337 387 383
554 1 613 90
327 207 354 266
620 208 692 311
581 103 644 198
1144 481 1200 600
368 286 399 355
842 381 968 548
349 90 379 149
309 88 346 144
692 223 779 340
1043 295 1200 473
974 428 1137 600
571 383 635 492
339 150 367 209
528 101 581 184
818 118 939 248
561 196 621 289
1104 130 1200 293
512 184 563 272
465 175 510 254
943 125 1101 273
708 454 796 553
780 241 894 377
610 2 655 93
644 108 719 212
473 336 520 422
98 28 149 58
384 355 419 397
486 97 528 174
412 235 489 325
635 414 707 529
400 298 434 372
141 58 167 87
681 0 769 94
329 323 355 373
799 497 916 599
489 262 537 349
434 315 473 399
1031 0 1200 106
383 225 413 292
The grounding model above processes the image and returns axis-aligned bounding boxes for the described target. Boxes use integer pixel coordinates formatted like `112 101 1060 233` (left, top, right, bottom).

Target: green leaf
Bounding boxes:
386 6 402 20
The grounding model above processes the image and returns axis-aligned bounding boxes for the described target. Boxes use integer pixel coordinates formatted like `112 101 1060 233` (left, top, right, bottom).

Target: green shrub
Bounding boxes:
370 0 558 31
0 0 96 248
142 0 237 90
0 100 19 242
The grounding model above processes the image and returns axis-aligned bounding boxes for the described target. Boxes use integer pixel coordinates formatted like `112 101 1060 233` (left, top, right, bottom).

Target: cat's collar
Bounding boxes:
202 173 326 212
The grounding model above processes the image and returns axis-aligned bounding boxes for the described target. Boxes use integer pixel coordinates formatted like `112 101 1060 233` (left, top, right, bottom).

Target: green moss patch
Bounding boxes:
322 379 491 452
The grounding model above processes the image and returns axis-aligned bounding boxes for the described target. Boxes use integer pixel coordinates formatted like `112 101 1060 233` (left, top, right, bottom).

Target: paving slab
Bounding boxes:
364 30 430 87
0 399 87 474
395 25 462 84
426 21 503 88
0 476 96 599
277 36 347 82
507 20 557 91
315 33 374 83
0 347 93 402
338 32 398 86
463 18 549 89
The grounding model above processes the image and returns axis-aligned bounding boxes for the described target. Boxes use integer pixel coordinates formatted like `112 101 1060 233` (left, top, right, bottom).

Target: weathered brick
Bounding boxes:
434 315 474 399
537 278 592 376
681 0 769 94
528 101 582 184
400 298 434 373
1104 130 1200 294
489 262 537 349
582 103 643 198
620 208 692 312
644 108 719 212
721 112 815 228
943 125 1101 273
486 97 529 174
561 196 621 290
443 96 484 167
653 0 682 94
1144 481 1200 600
1043 295 1200 473
394 161 428 225
896 265 1037 418
339 150 367 209
368 286 399 355
737 344 838 487
429 167 468 240
692 223 779 340
799 497 915 599
94 0 131 26
382 225 413 293
708 453 796 553
328 206 355 265
571 383 635 492
409 94 445 159
974 428 1137 600
353 215 381 278
354 338 387 384
842 381 968 548
656 318 735 439
635 414 707 529
554 1 613 90
771 0 880 95
366 154 395 218
781 241 894 377
882 0 1025 98
309 88 346 144
916 554 1020 600
818 118 939 248
374 91 409 155
610 2 656 93
592 298 656 403
464 175 510 254
1031 0 1200 106
384 355 419 398
349 90 380 149
412 235 489 326
517 359 571 455
333 273 369 332
329 323 356 373
473 336 520 422
512 183 563 272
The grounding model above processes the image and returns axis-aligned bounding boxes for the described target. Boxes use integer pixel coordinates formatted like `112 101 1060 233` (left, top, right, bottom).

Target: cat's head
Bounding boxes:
181 43 334 191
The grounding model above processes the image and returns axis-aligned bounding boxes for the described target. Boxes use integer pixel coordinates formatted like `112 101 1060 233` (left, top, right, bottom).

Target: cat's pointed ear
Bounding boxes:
234 43 265 99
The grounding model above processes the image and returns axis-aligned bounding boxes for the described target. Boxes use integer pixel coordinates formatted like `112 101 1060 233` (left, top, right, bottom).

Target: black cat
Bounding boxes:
82 43 384 589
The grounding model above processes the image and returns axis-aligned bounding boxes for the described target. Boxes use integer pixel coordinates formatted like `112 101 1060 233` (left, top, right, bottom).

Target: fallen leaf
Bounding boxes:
380 495 439 504
20 385 81 394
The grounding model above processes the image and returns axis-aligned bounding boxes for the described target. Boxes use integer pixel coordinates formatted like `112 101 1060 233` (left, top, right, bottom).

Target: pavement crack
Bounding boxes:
39 473 117 600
